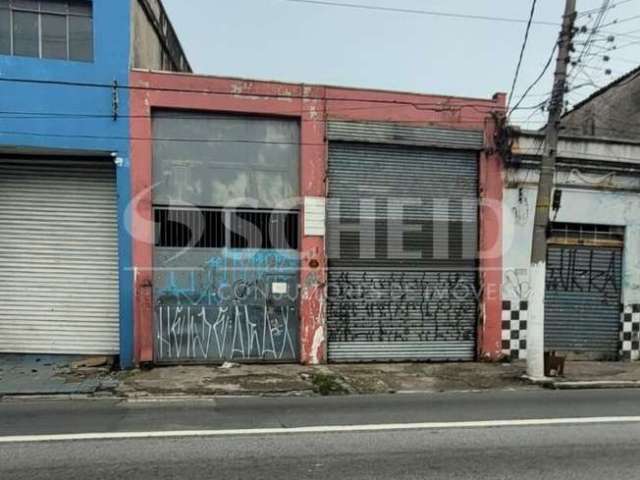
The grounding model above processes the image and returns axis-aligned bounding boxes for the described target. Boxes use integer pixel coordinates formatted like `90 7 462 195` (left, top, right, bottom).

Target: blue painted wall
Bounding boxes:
0 0 134 367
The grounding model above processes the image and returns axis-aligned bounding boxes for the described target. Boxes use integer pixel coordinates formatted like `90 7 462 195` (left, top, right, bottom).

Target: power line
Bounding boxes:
577 0 637 17
571 5 640 83
2 128 639 160
598 12 640 29
0 99 549 122
0 129 324 146
577 46 640 64
570 1 613 84
0 112 511 123
608 56 640 64
569 39 640 87
0 128 494 147
578 0 611 64
508 0 539 110
595 37 640 51
591 29 640 41
508 43 558 117
0 75 502 111
600 26 640 37
580 40 640 61
281 0 559 26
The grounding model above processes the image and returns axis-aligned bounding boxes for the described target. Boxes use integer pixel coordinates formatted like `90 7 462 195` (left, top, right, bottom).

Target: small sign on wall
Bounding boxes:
272 282 289 295
304 197 326 237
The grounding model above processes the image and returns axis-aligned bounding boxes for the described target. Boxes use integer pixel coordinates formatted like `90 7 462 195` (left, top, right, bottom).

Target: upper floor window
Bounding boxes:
0 0 93 62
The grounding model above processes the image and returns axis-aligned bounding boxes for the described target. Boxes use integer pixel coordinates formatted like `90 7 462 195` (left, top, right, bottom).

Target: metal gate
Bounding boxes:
151 112 301 364
326 123 482 362
545 245 622 358
0 158 119 355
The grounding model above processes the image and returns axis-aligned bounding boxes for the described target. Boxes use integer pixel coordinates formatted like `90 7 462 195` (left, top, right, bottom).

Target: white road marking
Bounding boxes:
2 416 640 444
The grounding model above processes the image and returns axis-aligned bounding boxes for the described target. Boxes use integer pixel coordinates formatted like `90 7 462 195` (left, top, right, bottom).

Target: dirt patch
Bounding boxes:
311 372 350 396
118 365 318 397
331 362 528 394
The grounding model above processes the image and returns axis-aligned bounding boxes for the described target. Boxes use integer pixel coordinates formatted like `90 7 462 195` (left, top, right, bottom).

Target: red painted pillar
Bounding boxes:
130 77 155 365
478 94 506 361
299 86 328 365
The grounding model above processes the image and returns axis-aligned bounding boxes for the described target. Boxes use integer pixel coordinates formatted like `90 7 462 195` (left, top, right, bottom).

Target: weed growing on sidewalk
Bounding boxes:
311 373 350 396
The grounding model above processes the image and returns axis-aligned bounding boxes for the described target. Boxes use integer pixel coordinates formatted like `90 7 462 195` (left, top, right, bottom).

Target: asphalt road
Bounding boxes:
2 389 640 479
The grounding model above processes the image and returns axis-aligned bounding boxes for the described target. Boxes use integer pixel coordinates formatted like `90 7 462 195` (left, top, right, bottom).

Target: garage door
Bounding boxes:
327 134 480 362
0 158 119 355
545 244 622 358
151 112 300 364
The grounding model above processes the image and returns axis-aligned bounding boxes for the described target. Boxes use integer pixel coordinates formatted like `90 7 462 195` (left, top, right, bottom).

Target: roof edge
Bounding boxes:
514 127 640 147
562 66 640 118
130 68 505 105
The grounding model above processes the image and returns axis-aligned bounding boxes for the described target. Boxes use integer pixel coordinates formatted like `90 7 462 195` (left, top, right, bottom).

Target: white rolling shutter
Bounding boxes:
0 158 119 355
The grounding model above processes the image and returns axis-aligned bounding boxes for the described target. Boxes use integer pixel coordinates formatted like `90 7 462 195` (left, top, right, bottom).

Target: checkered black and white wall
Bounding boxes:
621 304 640 361
502 301 640 361
501 300 528 360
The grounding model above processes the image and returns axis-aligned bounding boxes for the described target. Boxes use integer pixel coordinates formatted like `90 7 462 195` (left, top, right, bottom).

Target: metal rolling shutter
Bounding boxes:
0 158 119 355
545 246 622 357
327 140 479 362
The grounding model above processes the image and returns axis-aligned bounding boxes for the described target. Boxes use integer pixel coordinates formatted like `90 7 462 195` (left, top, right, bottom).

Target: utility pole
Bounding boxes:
527 0 577 379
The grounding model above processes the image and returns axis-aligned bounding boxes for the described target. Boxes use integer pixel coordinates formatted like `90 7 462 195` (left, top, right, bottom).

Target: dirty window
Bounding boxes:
1 0 93 61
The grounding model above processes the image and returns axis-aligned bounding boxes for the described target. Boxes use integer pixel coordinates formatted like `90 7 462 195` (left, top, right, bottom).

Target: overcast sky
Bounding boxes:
162 0 640 127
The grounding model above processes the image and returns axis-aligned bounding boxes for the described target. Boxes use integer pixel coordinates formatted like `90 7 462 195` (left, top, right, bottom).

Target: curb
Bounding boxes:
0 388 121 402
547 381 640 390
121 390 316 402
0 393 117 402
522 375 640 390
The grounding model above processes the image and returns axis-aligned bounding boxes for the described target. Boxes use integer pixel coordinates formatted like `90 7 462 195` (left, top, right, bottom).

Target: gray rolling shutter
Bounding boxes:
327 140 479 362
0 158 119 355
327 121 484 150
545 246 622 358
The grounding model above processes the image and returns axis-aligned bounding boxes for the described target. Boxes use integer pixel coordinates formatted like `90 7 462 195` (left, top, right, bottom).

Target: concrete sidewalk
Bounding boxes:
4 357 640 399
539 361 640 389
115 362 531 399
113 361 640 399
0 355 119 397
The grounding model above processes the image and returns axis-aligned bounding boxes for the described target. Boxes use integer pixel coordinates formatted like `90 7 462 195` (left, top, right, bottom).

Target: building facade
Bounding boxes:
0 0 188 367
9 2 638 369
502 130 640 361
562 66 640 142
130 70 506 365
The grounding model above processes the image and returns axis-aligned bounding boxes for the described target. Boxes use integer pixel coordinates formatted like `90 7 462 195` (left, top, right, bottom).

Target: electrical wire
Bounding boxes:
281 0 559 26
564 1 640 114
598 12 640 29
0 113 509 123
0 75 504 111
577 0 637 17
578 0 611 65
3 127 638 162
507 0 539 110
591 30 640 41
513 0 639 126
0 5 636 142
508 43 558 117
599 26 640 37
0 98 548 122
569 1 612 87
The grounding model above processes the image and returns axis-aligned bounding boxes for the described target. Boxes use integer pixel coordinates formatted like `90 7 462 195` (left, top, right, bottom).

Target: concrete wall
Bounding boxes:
132 0 190 72
503 132 640 361
562 69 640 141
0 0 134 367
130 70 505 365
